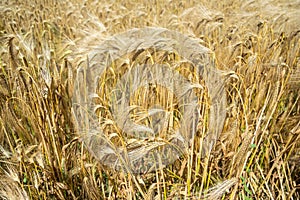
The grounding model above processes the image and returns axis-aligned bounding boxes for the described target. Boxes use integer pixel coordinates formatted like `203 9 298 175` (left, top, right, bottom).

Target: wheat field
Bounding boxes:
0 0 299 199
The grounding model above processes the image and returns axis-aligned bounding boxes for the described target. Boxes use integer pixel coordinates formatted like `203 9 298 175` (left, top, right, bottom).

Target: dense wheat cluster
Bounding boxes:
0 0 299 199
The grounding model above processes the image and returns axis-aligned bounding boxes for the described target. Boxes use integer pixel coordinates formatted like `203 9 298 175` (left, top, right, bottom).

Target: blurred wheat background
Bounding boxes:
0 0 299 199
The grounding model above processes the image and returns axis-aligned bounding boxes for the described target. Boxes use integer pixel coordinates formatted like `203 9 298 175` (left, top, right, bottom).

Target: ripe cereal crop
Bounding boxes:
0 0 299 199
